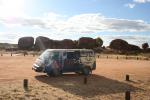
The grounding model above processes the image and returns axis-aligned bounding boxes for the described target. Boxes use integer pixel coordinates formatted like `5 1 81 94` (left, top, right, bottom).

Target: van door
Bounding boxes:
63 51 80 72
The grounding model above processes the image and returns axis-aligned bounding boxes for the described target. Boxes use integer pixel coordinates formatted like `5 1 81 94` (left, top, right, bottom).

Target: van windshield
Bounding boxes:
39 50 51 60
39 51 59 60
39 51 59 65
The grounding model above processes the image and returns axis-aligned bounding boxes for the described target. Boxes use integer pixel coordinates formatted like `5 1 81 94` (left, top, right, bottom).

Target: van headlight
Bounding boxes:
33 64 40 68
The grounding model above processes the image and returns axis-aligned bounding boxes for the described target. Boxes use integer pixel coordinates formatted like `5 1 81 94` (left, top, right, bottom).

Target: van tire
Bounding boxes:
52 68 61 77
46 71 52 76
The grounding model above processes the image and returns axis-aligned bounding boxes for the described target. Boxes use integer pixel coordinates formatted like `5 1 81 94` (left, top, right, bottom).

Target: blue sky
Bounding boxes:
0 0 150 46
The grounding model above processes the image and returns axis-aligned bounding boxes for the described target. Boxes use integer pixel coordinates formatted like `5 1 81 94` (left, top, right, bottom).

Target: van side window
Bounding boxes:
63 52 66 56
74 51 80 59
52 52 59 60
67 52 75 59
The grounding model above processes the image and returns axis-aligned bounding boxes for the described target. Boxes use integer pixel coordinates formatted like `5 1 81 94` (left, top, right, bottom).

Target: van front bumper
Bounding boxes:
32 64 43 72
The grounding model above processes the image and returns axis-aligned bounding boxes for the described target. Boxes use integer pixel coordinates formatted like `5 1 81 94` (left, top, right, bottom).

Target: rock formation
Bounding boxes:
18 37 34 50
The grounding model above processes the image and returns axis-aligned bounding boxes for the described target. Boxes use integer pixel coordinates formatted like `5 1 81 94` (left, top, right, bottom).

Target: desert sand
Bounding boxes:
0 54 150 100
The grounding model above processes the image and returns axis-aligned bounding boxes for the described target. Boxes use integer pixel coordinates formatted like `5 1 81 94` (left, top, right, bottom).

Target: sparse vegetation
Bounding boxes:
142 43 149 50
95 37 103 47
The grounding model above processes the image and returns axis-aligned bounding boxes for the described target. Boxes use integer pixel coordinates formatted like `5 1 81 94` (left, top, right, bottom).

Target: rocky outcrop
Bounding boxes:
18 37 34 50
109 39 129 51
52 40 62 49
128 44 141 52
34 37 76 50
52 39 75 49
34 36 53 50
78 37 96 49
61 39 75 49
17 36 104 50
109 39 141 53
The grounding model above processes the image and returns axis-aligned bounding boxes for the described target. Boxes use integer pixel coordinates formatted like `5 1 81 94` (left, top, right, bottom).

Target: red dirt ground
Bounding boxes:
0 55 150 100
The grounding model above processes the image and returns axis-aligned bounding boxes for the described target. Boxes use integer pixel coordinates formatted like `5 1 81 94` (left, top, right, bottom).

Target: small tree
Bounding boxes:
95 37 103 47
142 43 149 50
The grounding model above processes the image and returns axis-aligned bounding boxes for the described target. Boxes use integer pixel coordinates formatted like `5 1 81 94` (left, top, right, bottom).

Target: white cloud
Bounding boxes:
125 0 150 9
125 3 135 8
133 0 150 3
0 0 25 18
1 13 150 34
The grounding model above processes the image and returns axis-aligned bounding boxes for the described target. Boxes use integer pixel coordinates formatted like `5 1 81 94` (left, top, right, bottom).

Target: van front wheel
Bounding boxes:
52 68 62 77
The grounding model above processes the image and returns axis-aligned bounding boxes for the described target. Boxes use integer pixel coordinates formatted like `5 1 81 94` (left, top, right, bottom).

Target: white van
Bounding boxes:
32 49 96 76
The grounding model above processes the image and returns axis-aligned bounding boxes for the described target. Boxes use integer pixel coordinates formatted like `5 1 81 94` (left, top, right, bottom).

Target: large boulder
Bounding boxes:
61 39 75 49
109 39 141 53
128 44 141 52
52 40 62 49
78 37 96 49
34 37 76 50
34 36 53 50
109 39 129 51
18 37 34 50
52 39 75 49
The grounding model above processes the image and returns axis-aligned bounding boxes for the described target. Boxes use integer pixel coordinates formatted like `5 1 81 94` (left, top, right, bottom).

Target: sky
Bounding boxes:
0 0 150 46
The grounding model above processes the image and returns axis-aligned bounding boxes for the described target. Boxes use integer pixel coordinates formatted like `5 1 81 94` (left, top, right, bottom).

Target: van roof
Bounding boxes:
45 49 93 52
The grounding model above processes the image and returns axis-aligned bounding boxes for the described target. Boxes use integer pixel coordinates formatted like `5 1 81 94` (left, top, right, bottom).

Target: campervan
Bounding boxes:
32 49 96 76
